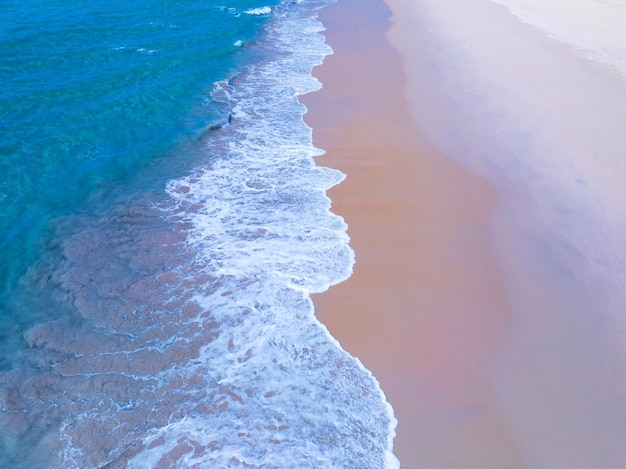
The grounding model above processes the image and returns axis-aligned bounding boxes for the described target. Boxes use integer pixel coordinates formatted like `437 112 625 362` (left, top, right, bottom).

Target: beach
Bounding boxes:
2 0 626 465
307 0 626 467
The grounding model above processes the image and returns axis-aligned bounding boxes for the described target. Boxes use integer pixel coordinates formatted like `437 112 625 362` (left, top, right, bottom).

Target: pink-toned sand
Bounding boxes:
305 0 626 467
304 0 519 466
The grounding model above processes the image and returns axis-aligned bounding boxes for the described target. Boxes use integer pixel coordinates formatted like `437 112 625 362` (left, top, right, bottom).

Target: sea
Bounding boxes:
0 0 398 467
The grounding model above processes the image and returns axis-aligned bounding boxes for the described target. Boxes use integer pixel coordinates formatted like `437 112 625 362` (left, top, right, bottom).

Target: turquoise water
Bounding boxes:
0 0 268 299
0 0 398 466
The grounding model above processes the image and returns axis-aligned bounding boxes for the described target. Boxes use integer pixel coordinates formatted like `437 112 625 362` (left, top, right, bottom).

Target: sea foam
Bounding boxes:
245 6 273 15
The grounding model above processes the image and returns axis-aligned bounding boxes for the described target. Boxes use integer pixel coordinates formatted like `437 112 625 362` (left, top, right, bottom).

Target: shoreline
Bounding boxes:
304 0 521 466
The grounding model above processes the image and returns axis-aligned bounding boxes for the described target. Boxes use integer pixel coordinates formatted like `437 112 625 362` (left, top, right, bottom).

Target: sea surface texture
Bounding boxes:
0 0 397 467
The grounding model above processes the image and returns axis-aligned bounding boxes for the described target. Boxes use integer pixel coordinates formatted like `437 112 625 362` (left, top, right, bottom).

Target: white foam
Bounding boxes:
136 47 158 55
245 6 272 15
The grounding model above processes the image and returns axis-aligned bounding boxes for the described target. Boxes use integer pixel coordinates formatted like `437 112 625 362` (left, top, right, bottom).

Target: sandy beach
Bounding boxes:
306 0 626 467
305 0 517 466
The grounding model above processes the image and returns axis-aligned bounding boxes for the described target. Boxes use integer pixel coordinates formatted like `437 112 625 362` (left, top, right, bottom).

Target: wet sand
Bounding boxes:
305 0 520 466
307 0 626 467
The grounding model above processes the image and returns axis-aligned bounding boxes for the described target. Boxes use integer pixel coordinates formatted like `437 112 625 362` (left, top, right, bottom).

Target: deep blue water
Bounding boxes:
0 0 397 466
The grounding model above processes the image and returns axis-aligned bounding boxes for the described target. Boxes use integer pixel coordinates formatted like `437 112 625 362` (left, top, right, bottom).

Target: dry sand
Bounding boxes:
306 0 626 467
